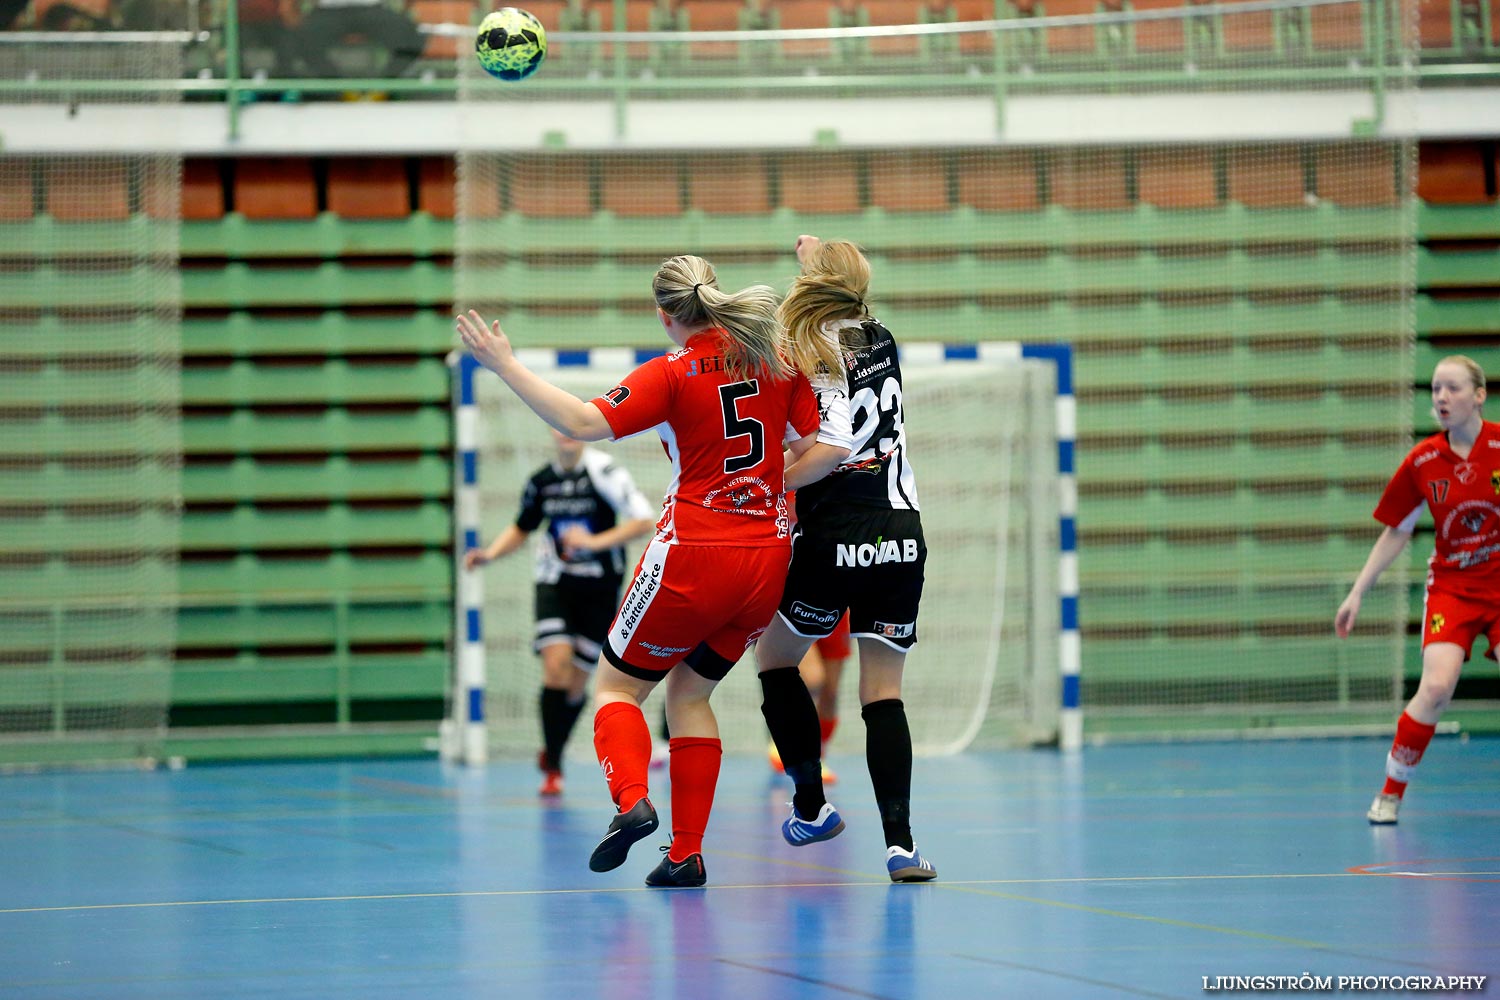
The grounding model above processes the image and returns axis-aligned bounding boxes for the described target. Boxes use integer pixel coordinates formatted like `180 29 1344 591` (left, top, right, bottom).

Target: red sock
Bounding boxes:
819 716 838 751
1381 711 1437 798
593 701 651 812
667 736 722 861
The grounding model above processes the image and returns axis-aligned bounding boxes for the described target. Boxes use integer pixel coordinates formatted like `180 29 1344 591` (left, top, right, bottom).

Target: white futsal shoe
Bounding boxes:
1366 792 1401 825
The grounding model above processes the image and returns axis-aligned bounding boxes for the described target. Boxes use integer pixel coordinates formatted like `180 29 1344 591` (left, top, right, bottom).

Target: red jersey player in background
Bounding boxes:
1336 355 1499 825
457 254 847 886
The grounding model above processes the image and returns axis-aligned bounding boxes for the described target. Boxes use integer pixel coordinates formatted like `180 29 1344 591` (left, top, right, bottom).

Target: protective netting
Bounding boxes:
0 36 182 764
466 356 1059 759
457 0 1418 742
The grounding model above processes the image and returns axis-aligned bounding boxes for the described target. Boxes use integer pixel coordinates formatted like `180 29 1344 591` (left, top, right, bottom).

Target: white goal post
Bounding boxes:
443 342 1077 764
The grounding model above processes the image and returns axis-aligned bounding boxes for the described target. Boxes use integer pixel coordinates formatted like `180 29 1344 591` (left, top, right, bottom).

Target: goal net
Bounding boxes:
453 0 1418 744
449 348 1063 760
0 34 182 766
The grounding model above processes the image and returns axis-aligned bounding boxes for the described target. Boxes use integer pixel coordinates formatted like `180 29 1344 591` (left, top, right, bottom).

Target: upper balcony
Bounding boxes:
0 0 1497 150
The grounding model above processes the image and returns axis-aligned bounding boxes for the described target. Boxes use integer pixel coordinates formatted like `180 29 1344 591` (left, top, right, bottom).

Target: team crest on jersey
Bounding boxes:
1462 512 1487 534
1430 613 1446 634
602 385 630 407
1492 470 1500 495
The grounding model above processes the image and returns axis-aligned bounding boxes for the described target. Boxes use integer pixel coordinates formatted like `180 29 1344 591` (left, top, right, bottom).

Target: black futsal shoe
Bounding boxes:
644 846 707 888
588 797 659 872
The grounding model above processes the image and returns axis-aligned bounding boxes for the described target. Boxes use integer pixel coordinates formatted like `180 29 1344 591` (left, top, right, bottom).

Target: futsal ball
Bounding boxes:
475 7 548 82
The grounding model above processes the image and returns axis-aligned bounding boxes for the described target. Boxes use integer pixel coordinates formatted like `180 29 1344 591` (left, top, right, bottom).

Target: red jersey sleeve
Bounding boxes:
783 375 821 443
1372 449 1426 532
590 356 675 440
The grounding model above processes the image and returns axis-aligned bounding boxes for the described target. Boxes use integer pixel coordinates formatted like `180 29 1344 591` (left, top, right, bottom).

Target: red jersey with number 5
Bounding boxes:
590 331 820 547
1372 420 1500 597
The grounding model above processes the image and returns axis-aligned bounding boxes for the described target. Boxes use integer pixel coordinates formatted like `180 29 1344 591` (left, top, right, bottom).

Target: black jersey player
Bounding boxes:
757 236 937 883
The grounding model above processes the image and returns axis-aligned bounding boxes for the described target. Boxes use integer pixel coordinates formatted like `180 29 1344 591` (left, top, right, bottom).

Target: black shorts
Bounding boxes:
534 574 622 672
777 506 925 651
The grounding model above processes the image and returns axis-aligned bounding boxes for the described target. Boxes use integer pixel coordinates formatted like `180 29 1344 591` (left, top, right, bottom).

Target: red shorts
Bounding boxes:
814 612 852 661
605 537 789 677
1422 586 1500 662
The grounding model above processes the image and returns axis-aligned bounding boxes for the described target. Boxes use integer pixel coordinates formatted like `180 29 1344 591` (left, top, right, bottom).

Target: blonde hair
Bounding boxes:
653 255 787 382
1435 354 1488 394
777 240 871 379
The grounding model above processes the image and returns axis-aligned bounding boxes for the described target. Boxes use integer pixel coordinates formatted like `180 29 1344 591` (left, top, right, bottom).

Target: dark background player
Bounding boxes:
465 427 655 796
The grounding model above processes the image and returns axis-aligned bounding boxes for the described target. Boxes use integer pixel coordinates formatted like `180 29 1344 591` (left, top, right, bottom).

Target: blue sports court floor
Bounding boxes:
1 737 1497 999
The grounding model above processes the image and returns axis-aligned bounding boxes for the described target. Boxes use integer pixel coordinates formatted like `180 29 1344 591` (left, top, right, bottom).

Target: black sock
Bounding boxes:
759 666 826 819
862 699 914 851
560 692 587 756
539 687 571 772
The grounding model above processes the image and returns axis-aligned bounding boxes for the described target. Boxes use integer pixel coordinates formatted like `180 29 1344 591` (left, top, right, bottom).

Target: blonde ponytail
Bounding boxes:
778 239 871 378
653 255 788 382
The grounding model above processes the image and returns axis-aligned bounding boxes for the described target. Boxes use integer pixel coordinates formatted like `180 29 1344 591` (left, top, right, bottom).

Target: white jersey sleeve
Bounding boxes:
805 367 853 452
582 448 655 521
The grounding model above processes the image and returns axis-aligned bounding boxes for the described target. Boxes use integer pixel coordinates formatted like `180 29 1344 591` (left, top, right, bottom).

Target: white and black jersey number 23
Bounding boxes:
849 376 903 465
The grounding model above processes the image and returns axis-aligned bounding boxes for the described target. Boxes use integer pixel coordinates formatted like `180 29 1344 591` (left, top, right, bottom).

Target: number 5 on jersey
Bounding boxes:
719 380 765 474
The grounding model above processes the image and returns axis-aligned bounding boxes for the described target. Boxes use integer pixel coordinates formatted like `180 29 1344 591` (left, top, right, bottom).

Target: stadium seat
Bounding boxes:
1037 0 1104 55
774 0 839 59
1049 150 1130 211
777 152 862 213
181 159 227 221
31 0 110 21
510 156 593 217
1217 0 1278 51
601 157 684 216
1413 0 1456 50
1314 145 1397 206
45 161 130 222
234 157 319 220
143 158 222 221
1227 145 1306 208
1417 142 1493 204
687 154 772 214
860 0 930 58
1126 0 1188 54
683 0 751 59
869 151 951 212
417 157 457 218
326 159 411 219
1138 148 1219 209
410 0 476 59
0 162 33 221
954 0 1002 54
956 150 1041 211
594 0 663 59
1304 0 1365 52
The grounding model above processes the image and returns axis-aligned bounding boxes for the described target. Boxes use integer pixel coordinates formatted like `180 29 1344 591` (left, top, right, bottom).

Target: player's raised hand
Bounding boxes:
456 310 515 374
1334 592 1361 639
794 234 821 267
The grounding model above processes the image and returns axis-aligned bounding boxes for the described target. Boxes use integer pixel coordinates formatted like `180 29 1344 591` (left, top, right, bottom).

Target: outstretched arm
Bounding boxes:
455 310 613 441
464 524 529 571
1335 525 1413 638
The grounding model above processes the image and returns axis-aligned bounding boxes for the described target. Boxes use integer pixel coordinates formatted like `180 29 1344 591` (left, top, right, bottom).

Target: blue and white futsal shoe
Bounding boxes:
886 845 937 882
781 801 845 846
